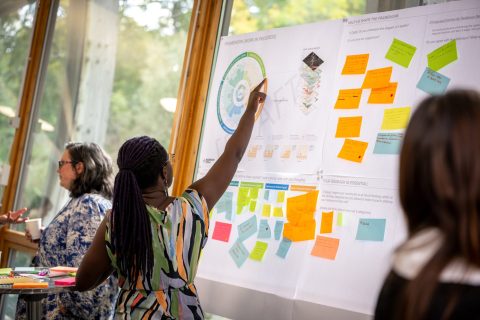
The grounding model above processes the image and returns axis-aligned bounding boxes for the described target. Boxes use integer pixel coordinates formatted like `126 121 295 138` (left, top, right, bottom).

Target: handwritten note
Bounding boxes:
262 204 271 217
258 219 271 239
229 241 249 268
373 132 404 155
320 211 334 234
385 38 417 68
276 238 293 259
362 67 392 89
335 116 362 138
283 220 316 242
249 241 268 261
416 67 450 95
338 139 368 163
286 190 319 221
381 107 411 130
341 54 369 74
212 221 232 242
368 82 398 104
274 220 284 240
428 40 457 71
356 218 386 241
237 215 257 241
273 207 284 218
311 236 340 260
277 191 285 203
215 192 233 215
334 89 362 109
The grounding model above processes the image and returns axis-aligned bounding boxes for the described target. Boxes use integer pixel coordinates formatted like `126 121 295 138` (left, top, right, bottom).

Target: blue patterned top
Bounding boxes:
16 193 118 319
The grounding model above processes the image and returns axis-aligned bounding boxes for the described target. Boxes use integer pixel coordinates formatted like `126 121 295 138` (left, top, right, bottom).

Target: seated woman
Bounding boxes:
76 79 267 319
16 142 118 319
374 89 480 319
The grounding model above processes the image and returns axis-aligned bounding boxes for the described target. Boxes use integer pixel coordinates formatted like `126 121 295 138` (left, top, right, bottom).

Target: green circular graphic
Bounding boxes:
217 52 266 134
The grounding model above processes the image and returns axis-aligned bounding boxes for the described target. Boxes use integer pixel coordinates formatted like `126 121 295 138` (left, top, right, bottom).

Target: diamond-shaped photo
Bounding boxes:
303 52 324 71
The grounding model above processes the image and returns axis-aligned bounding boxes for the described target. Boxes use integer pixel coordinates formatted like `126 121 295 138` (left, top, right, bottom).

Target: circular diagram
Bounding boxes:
217 52 267 134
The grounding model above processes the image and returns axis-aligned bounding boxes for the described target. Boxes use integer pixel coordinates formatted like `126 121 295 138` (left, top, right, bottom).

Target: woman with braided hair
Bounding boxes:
76 79 267 319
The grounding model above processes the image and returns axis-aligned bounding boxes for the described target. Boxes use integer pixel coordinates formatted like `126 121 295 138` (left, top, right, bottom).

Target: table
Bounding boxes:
0 274 75 320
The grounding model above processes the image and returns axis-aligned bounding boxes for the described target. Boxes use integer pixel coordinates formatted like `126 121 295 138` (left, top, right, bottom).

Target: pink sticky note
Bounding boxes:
54 277 76 286
212 221 232 242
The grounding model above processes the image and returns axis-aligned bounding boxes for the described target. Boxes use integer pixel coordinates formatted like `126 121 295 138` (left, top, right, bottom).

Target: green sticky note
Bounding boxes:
249 188 260 199
427 40 457 71
249 241 268 261
249 200 257 213
336 212 345 226
385 38 417 68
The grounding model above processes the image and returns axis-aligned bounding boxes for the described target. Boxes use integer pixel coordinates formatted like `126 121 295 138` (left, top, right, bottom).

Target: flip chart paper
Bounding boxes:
355 218 386 241
258 219 272 239
320 211 334 234
334 89 362 109
229 241 249 268
368 82 398 104
361 67 392 89
276 238 293 259
381 107 411 130
249 241 268 261
311 236 340 260
335 116 362 138
337 139 368 163
373 132 404 155
416 67 450 95
341 54 369 74
427 40 457 71
237 215 258 241
385 38 417 68
212 221 232 242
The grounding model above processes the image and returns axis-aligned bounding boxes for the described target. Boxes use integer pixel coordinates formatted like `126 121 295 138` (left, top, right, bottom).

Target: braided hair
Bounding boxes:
111 136 168 286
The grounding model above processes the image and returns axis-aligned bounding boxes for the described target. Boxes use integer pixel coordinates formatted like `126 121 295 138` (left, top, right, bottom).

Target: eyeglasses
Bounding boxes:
58 160 76 169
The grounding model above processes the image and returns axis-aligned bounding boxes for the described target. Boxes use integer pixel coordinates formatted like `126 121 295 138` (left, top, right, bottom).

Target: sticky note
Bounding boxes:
334 89 362 109
237 187 250 214
286 190 319 221
0 268 12 276
373 132 404 155
54 277 76 286
276 238 292 259
385 38 417 68
356 218 386 241
212 221 232 242
341 54 369 74
361 67 392 89
216 191 233 214
229 241 249 268
428 40 457 71
336 212 345 226
416 67 450 95
274 220 284 240
320 211 334 234
14 267 35 272
249 188 260 199
249 200 257 213
283 220 316 242
249 241 268 261
277 191 285 203
13 282 49 289
258 219 271 239
273 207 284 218
368 82 398 104
338 139 368 163
262 204 271 217
381 107 411 130
311 236 340 260
335 116 362 138
237 215 257 241
263 190 270 201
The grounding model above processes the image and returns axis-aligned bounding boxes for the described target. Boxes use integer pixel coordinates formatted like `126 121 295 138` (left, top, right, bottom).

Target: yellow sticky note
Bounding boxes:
277 191 285 203
381 107 411 130
341 54 369 75
262 204 271 217
368 82 397 104
361 67 392 89
249 188 260 199
320 211 334 234
334 89 362 109
283 220 316 242
337 212 346 226
311 236 340 260
249 241 268 261
249 200 257 213
338 139 368 163
273 207 284 218
335 116 362 138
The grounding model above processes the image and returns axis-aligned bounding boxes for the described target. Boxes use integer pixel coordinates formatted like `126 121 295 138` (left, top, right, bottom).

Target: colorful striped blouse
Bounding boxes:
106 189 209 319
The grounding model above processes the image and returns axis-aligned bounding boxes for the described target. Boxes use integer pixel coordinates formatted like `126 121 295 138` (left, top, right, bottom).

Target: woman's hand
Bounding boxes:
25 227 43 243
246 78 267 113
0 208 28 224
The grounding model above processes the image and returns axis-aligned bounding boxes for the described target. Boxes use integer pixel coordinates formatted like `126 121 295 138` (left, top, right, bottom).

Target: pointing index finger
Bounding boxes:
252 78 267 92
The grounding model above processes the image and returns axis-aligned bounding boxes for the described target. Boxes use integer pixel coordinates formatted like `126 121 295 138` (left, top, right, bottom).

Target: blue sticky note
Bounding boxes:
229 241 249 268
276 238 292 259
263 190 270 201
258 219 271 239
373 132 404 155
274 220 284 240
355 218 386 241
237 215 258 241
416 67 450 95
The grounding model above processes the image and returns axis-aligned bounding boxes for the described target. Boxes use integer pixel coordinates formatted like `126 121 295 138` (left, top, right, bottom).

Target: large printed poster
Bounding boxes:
195 0 480 315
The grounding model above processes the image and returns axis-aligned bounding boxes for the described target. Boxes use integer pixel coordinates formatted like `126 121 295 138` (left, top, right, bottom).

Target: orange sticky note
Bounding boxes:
13 282 49 288
311 236 340 260
335 116 362 138
334 89 362 109
283 220 316 242
368 82 397 104
320 211 334 234
286 190 319 222
338 139 368 163
361 67 392 89
342 54 369 75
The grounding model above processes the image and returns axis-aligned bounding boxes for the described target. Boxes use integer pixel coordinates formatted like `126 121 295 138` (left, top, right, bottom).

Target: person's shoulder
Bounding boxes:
77 193 112 211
